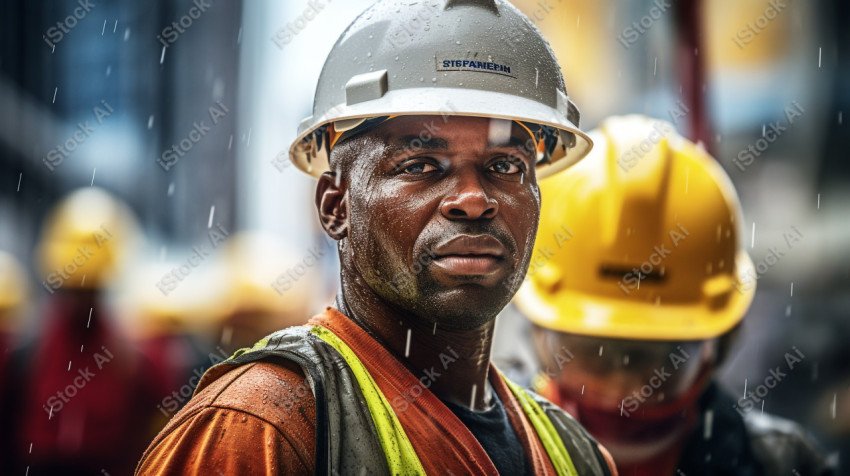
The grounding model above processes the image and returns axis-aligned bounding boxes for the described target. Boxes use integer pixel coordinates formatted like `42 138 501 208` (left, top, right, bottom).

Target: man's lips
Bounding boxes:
430 234 507 277
431 255 502 275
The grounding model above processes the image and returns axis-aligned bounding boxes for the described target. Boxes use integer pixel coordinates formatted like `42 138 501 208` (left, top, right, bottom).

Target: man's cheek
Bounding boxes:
353 213 412 291
510 215 538 272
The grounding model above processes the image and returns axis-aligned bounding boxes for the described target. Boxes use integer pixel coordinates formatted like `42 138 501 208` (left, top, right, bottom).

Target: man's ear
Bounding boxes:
316 171 349 240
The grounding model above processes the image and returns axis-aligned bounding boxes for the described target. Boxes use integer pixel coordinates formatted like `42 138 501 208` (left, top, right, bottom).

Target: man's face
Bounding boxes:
533 328 713 412
334 115 540 330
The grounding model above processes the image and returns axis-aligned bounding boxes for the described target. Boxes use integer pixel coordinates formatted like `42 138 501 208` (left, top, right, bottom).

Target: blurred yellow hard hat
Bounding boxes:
124 261 228 337
0 250 28 316
37 188 139 291
221 232 320 323
515 115 755 341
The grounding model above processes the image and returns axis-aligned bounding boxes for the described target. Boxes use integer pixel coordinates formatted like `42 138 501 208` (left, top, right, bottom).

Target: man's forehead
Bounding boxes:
377 115 533 149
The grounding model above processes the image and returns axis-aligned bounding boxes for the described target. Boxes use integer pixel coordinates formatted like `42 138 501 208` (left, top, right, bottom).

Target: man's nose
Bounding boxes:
439 173 499 221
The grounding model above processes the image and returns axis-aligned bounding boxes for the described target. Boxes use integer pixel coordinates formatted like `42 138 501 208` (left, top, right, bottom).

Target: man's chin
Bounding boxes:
413 285 511 330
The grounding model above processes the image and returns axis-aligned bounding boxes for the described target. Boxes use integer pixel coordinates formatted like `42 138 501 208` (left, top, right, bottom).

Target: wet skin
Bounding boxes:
316 116 540 409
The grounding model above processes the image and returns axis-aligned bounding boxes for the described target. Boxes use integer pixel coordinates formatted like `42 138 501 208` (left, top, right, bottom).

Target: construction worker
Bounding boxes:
514 115 834 475
137 1 618 474
128 260 228 433
0 250 27 381
7 188 163 475
0 251 29 469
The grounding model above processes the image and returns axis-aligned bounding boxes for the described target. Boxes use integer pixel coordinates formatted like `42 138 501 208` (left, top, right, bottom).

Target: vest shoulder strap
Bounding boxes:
200 325 390 475
524 389 613 476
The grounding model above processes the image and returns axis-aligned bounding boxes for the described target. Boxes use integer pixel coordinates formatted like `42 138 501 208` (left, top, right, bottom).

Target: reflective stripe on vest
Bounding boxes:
502 373 579 476
311 326 427 474
312 325 576 476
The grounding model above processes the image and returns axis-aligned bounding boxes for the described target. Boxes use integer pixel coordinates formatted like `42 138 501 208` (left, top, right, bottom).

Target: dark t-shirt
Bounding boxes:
443 387 529 475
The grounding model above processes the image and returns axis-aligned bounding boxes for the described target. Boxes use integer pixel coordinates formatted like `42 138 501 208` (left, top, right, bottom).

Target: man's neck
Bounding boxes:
337 274 496 411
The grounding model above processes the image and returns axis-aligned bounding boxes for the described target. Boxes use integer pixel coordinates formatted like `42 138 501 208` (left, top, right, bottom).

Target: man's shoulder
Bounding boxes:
179 359 315 433
743 411 834 475
136 360 317 474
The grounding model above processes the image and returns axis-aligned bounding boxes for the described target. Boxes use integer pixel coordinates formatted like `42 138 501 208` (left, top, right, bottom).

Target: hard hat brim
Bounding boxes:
514 251 757 341
289 87 593 179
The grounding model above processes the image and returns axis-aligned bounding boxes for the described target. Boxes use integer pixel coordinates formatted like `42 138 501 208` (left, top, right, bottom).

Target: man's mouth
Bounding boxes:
430 235 507 277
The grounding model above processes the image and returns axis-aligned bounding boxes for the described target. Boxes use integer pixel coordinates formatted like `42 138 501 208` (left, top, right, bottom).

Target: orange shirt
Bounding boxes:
137 308 606 474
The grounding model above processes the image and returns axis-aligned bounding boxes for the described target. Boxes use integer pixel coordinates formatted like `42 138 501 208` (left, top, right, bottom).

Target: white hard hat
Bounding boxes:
289 0 593 178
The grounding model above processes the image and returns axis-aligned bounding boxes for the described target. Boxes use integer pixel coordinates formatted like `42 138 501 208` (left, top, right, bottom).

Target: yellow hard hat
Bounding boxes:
515 115 755 341
0 250 28 316
37 188 139 291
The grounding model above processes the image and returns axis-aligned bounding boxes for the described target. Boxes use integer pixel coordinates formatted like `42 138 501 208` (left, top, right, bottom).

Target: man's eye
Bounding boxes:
489 159 522 175
402 162 438 174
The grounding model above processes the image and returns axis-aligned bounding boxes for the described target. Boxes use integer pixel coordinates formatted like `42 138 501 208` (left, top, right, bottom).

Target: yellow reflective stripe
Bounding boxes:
502 374 578 476
311 326 426 475
229 336 270 360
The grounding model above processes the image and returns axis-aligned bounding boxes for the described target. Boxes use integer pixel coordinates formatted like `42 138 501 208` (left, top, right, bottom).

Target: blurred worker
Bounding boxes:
0 251 29 469
215 231 322 355
8 188 162 475
0 250 27 386
127 261 226 433
515 115 833 475
137 1 618 474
